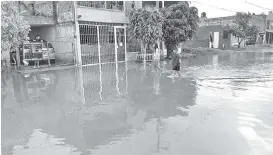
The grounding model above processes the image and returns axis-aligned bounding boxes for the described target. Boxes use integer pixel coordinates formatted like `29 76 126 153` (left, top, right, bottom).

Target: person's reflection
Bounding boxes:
212 54 219 68
44 71 58 98
153 68 162 95
115 63 121 96
1 72 8 108
12 73 29 107
156 117 163 152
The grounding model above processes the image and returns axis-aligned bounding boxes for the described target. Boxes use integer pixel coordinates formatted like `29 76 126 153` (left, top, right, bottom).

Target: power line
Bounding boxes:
244 1 273 11
191 0 266 20
191 0 236 13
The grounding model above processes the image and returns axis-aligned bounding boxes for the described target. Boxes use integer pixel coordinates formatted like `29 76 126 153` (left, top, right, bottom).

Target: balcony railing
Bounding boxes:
77 1 124 11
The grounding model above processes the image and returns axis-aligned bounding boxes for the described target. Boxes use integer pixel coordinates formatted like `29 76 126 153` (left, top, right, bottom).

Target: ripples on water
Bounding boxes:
1 51 273 155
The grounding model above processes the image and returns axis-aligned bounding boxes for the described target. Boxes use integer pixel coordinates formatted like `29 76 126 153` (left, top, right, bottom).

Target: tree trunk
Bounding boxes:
143 42 147 70
166 44 173 59
237 38 241 48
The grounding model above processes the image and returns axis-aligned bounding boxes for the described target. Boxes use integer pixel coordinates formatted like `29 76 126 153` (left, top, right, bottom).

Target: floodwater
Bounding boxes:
2 50 273 155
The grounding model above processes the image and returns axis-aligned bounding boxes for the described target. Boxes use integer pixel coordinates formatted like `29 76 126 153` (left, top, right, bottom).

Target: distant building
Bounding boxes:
193 13 268 49
265 11 273 44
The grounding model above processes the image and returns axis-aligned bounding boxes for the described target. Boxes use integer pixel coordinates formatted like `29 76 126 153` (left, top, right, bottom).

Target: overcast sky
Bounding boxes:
190 0 273 18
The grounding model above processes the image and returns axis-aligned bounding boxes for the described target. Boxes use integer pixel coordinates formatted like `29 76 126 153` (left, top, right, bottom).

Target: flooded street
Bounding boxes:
2 50 273 155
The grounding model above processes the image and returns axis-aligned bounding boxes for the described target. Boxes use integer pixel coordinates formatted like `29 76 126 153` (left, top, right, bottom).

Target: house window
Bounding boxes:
223 31 229 39
106 1 124 11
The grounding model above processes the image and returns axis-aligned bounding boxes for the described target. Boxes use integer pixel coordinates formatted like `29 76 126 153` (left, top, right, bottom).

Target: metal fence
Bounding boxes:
79 24 126 66
82 62 128 105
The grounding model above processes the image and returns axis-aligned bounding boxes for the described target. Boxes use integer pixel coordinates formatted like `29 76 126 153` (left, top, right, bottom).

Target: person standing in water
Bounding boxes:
32 35 43 68
153 43 162 71
168 46 182 79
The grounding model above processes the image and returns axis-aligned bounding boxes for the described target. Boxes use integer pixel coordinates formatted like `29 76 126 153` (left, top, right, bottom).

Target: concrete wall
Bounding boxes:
194 25 232 49
250 16 266 32
77 7 128 24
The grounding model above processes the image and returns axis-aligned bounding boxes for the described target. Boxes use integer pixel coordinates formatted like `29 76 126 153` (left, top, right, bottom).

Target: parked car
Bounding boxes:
41 41 56 64
22 41 56 65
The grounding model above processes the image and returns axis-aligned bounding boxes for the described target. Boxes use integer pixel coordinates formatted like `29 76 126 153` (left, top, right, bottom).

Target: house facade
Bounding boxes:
265 11 273 44
193 13 268 49
18 1 144 66
15 1 181 67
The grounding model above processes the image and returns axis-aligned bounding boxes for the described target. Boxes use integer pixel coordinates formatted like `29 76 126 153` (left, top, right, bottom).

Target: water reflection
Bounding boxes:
2 51 273 155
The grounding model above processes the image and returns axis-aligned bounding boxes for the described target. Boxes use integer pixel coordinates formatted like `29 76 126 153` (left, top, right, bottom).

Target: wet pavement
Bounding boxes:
2 50 273 155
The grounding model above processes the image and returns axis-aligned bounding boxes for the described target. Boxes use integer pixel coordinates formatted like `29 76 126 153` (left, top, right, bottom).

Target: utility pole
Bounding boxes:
73 1 82 66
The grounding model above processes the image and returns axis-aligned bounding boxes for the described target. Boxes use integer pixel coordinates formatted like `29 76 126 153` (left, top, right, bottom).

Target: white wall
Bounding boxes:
77 7 129 24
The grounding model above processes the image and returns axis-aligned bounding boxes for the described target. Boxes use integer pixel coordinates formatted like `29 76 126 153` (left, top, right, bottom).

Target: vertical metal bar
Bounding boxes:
97 25 101 65
83 25 87 66
114 27 118 64
86 25 91 64
97 26 103 100
124 26 127 62
73 1 82 66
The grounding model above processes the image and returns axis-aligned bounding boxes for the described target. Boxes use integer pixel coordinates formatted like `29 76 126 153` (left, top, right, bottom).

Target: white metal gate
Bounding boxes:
79 24 126 66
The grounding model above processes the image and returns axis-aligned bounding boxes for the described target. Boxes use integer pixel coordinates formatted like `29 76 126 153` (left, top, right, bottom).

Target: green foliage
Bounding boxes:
1 1 30 54
201 12 207 18
230 12 259 48
246 25 259 40
129 7 164 53
161 2 199 58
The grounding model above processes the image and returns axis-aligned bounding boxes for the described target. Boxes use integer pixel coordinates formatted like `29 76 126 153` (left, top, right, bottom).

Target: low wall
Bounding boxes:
184 39 209 48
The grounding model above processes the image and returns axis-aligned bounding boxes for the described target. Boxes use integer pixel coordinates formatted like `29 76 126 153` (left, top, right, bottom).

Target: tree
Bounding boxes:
129 7 164 54
1 1 30 63
162 2 199 58
201 12 207 18
229 12 253 48
246 25 259 40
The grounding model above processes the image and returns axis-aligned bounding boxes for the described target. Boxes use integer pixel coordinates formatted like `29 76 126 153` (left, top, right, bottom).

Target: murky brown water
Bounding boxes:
2 50 273 155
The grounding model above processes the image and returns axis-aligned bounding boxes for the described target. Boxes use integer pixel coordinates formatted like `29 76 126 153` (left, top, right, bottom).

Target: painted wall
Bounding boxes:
77 7 128 24
194 25 232 49
199 15 266 33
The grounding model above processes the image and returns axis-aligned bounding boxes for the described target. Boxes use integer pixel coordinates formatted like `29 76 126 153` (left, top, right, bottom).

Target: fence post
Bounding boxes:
73 1 82 66
97 25 103 100
97 26 101 64
124 26 127 62
114 27 118 64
